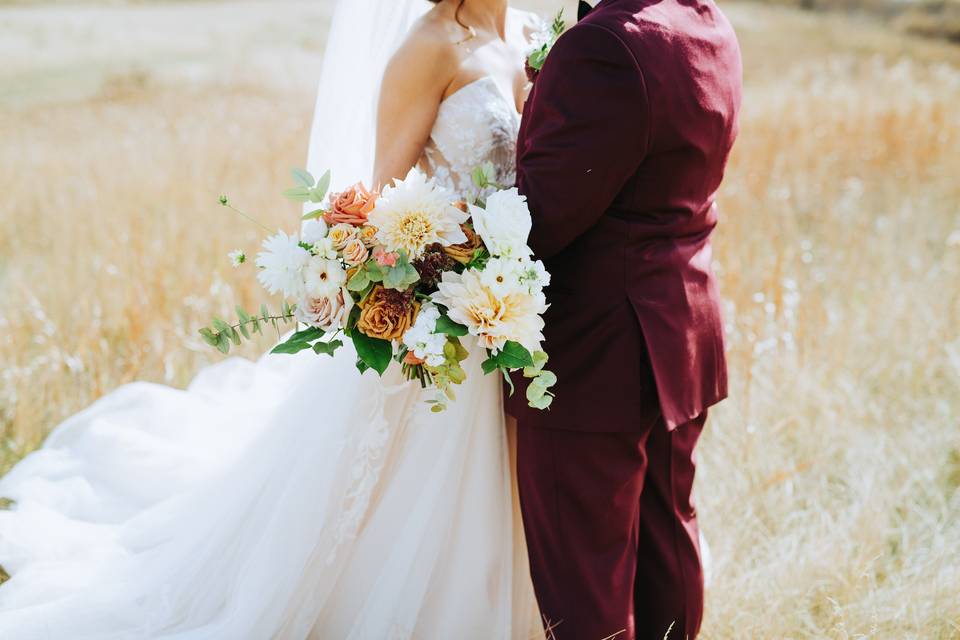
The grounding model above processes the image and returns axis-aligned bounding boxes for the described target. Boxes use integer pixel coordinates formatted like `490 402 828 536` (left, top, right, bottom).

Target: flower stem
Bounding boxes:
219 197 273 233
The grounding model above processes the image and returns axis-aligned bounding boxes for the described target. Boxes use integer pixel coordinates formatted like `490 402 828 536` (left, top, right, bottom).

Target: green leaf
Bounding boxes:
382 256 419 291
352 331 393 375
313 339 343 356
302 208 327 221
347 269 371 292
529 394 553 410
365 261 385 283
288 327 325 343
237 322 251 340
291 167 315 188
435 314 468 337
536 370 558 387
271 340 314 355
311 170 332 203
227 327 242 346
497 341 535 369
216 332 231 354
481 357 499 376
282 186 312 202
356 359 370 374
501 368 516 396
198 327 219 347
236 306 251 324
212 317 231 334
261 304 271 322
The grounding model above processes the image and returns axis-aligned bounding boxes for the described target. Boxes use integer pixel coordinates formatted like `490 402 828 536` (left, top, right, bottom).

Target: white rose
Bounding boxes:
470 188 533 259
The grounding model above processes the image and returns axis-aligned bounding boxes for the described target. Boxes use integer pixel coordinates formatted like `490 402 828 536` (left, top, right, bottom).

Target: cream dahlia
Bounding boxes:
433 268 547 355
367 169 467 260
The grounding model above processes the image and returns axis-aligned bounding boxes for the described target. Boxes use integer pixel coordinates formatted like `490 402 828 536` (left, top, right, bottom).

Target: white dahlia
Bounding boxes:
367 169 467 260
433 268 547 355
256 231 311 298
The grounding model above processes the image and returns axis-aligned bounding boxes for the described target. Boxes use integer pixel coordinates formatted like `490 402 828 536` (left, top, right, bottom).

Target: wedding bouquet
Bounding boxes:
203 165 556 411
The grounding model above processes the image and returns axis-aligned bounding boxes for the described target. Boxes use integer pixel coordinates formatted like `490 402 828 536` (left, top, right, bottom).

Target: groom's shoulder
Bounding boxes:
579 0 739 57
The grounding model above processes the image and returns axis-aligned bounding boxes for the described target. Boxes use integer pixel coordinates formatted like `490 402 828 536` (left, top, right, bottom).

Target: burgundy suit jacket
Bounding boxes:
506 0 742 431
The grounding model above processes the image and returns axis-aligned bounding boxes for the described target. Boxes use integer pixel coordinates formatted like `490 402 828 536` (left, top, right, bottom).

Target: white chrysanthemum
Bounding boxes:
433 268 547 355
228 249 246 268
303 256 347 299
470 188 533 259
256 231 311 297
402 303 447 367
368 169 467 259
301 218 329 246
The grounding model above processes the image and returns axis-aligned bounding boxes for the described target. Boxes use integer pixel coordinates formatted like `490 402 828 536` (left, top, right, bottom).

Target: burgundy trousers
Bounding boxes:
517 413 706 640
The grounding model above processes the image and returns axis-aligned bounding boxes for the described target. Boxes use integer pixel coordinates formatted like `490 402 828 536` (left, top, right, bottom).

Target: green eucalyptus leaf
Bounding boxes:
198 327 219 347
302 208 327 221
529 394 553 410
282 186 312 202
291 167 315 188
347 269 371 292
536 370 557 387
311 170 332 203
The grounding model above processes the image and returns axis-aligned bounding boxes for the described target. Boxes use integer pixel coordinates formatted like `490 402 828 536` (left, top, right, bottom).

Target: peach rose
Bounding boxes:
359 225 379 248
357 286 420 341
444 223 484 265
328 223 356 251
324 183 378 227
342 237 370 267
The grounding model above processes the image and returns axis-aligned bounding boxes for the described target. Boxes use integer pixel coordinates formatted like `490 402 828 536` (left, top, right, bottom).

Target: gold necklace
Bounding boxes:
455 25 478 46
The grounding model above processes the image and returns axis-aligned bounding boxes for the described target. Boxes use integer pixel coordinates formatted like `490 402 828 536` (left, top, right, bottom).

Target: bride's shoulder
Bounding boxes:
382 11 460 92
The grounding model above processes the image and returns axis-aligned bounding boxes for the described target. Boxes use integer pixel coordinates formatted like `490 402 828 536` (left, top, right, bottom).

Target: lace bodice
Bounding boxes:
418 76 521 198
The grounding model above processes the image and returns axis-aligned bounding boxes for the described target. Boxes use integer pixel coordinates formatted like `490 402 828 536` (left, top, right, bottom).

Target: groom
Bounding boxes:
507 0 742 638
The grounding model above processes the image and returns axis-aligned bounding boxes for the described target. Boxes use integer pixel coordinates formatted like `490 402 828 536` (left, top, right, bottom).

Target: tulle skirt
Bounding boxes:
0 342 540 639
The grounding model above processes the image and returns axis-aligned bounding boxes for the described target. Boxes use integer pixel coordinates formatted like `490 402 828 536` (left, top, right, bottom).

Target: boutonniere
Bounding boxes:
524 10 567 83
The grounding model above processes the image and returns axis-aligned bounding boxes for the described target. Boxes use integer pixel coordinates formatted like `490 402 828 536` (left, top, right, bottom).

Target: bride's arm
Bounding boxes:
373 31 456 190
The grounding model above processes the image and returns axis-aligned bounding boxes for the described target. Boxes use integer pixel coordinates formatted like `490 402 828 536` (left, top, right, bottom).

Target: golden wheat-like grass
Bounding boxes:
0 1 958 637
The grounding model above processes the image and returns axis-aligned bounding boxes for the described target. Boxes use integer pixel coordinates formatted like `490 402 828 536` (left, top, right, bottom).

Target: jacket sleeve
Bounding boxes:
518 23 650 260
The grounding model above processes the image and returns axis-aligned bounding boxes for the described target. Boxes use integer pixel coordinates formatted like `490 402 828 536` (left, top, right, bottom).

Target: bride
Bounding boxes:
0 0 545 637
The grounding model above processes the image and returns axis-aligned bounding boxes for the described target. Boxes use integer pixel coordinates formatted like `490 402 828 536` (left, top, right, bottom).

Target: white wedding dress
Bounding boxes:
0 21 542 640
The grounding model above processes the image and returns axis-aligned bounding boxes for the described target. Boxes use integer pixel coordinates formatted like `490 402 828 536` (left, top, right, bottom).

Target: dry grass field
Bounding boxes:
1 0 959 637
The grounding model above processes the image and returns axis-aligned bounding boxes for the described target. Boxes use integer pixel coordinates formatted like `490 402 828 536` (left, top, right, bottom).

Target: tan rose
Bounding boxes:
328 223 356 251
295 287 353 331
359 225 379 248
444 223 484 265
342 237 370 267
324 183 378 227
357 286 420 341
